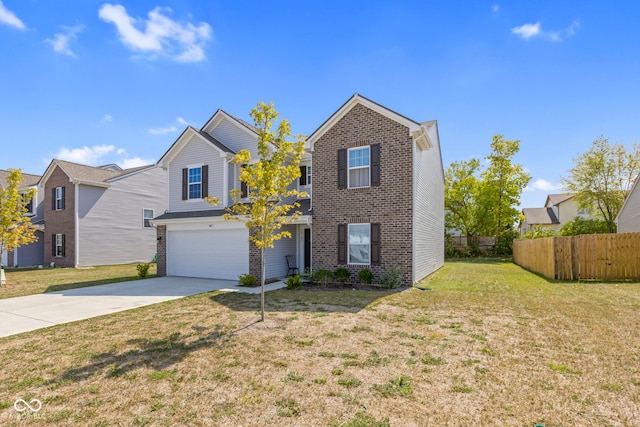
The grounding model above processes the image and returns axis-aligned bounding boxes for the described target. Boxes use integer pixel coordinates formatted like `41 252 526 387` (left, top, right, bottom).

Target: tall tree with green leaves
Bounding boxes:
445 158 481 236
0 169 37 281
562 136 640 233
476 135 531 236
207 102 306 321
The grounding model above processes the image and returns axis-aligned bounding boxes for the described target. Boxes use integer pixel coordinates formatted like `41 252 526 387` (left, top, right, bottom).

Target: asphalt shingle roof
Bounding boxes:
0 169 41 188
522 207 559 225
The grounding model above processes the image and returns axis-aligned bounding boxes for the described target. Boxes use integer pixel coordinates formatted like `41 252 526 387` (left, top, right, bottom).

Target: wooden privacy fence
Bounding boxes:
513 232 640 280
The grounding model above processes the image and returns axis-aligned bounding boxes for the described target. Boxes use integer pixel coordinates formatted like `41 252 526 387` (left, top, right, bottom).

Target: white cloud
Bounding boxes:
177 117 189 126
148 125 177 135
512 22 541 39
0 1 25 30
98 3 212 62
103 114 113 122
512 20 580 42
45 24 84 56
524 178 561 192
492 4 499 14
48 145 155 169
55 145 116 165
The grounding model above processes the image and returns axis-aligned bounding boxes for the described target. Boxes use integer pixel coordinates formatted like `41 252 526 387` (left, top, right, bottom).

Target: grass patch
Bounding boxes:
371 375 413 398
421 353 446 366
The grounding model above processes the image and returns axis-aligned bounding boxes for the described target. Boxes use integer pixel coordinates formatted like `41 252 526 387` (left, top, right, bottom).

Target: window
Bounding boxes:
188 167 202 199
348 224 370 264
22 192 34 215
348 147 370 188
52 186 65 210
143 209 154 228
182 165 208 200
299 165 312 186
53 234 65 257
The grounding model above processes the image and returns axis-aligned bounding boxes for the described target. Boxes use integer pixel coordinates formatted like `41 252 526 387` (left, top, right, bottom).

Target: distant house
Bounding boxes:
616 175 640 233
519 193 590 235
154 94 445 285
40 160 167 267
0 170 45 267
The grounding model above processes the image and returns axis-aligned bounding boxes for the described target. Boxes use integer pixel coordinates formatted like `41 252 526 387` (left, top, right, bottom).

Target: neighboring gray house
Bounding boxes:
152 109 312 281
40 159 167 267
0 170 45 267
154 94 445 285
616 175 640 233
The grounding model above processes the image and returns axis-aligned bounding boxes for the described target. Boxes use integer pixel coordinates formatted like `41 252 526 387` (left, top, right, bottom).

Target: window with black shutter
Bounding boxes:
337 224 347 264
337 149 347 189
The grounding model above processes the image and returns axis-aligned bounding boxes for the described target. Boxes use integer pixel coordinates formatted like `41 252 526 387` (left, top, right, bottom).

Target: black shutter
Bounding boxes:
371 144 381 187
371 223 381 265
60 186 65 210
338 224 347 264
299 166 307 186
61 234 65 257
51 188 56 210
182 168 188 200
337 149 347 189
202 165 209 198
241 164 248 198
51 234 56 256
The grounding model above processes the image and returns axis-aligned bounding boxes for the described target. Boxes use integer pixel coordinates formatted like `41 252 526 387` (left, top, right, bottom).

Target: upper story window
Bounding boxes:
182 165 208 200
299 165 312 187
348 147 370 188
52 186 65 211
143 209 154 228
188 167 202 199
22 192 34 215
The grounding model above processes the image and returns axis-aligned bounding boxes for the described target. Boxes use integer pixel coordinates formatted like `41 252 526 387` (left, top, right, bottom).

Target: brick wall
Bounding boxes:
156 225 166 276
311 103 414 285
43 166 76 267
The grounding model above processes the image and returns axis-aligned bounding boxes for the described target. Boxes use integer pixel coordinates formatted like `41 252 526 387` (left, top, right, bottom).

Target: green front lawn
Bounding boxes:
0 259 638 426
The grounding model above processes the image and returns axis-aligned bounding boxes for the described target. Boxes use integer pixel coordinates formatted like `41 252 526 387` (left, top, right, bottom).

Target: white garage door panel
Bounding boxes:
168 229 248 280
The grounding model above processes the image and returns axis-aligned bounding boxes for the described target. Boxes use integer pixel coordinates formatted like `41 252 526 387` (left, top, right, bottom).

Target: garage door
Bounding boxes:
167 229 249 280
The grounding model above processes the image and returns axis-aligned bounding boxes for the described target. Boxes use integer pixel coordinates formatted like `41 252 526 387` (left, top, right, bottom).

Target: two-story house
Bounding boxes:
41 159 167 267
154 94 444 285
616 175 640 233
152 109 313 281
0 170 45 267
519 193 591 235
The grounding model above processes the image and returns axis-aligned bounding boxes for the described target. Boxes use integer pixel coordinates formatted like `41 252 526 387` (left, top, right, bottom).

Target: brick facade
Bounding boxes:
311 103 414 285
156 225 166 276
43 166 76 267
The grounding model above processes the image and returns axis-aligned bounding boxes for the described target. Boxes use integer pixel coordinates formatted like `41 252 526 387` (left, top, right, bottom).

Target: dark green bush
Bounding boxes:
285 275 302 290
358 268 373 285
238 273 258 287
334 267 350 284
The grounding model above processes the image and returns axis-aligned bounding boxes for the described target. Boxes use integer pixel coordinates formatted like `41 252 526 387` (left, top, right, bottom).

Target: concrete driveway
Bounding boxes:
0 276 285 338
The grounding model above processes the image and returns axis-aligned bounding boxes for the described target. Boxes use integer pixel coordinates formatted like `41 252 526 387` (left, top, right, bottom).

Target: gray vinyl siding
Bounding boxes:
167 134 226 212
209 117 259 162
76 167 167 266
618 181 640 232
264 225 297 279
412 125 445 283
15 230 44 266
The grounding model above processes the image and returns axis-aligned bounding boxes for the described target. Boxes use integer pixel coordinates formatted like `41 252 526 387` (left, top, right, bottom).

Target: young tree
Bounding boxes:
476 135 531 236
207 102 306 321
0 169 37 283
562 136 640 233
445 158 481 236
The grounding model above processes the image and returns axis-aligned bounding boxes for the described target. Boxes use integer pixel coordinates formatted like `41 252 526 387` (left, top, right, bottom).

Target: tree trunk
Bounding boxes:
260 246 265 322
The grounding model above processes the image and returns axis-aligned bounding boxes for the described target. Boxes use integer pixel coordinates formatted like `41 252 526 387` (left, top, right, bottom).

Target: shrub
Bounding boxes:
334 267 350 284
560 216 612 235
495 229 520 255
522 225 559 239
445 234 459 258
379 265 402 289
238 273 258 287
285 275 302 290
136 263 150 278
358 268 373 284
313 269 333 286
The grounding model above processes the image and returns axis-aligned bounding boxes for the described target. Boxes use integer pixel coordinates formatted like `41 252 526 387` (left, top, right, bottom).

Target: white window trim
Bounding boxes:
188 166 203 200
348 223 371 265
143 208 154 228
55 187 64 211
55 234 64 257
347 146 371 189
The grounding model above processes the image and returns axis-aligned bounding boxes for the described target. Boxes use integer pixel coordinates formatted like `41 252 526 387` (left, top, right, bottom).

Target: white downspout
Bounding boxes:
75 183 80 267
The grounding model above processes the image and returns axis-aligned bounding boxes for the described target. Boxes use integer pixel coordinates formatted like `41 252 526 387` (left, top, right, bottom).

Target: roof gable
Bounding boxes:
200 109 258 138
523 207 560 225
39 159 154 188
545 193 573 207
157 126 234 168
307 94 433 151
616 173 640 223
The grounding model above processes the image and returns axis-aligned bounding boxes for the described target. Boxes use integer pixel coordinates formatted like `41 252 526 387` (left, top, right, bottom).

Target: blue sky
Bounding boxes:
1 1 638 209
